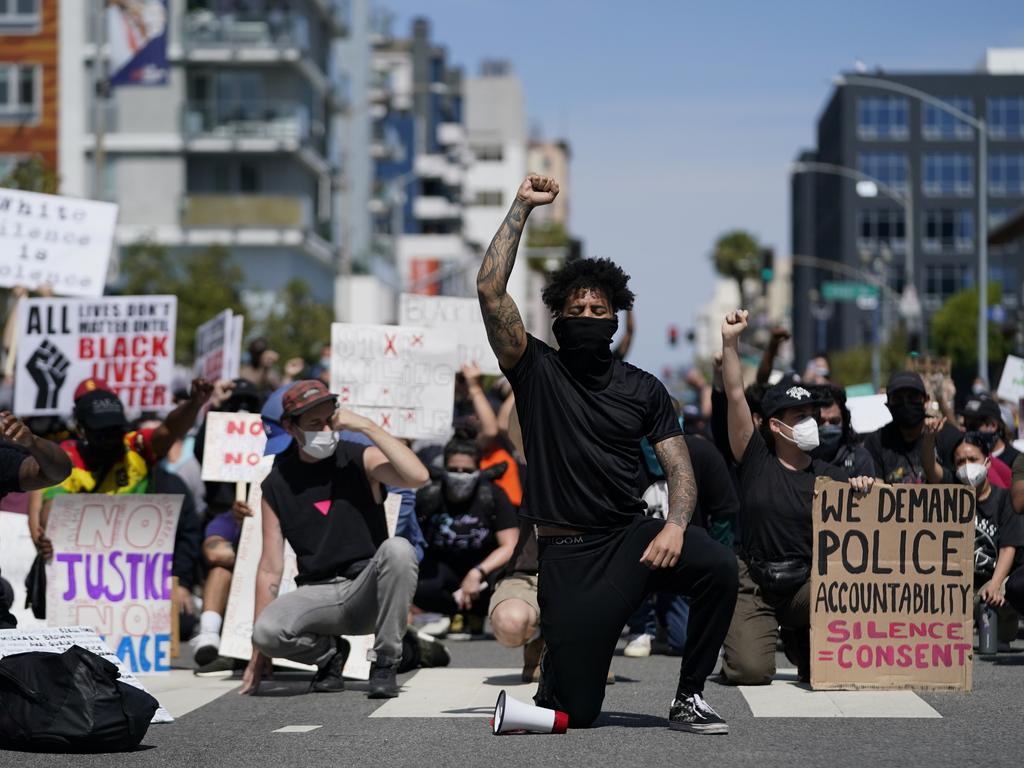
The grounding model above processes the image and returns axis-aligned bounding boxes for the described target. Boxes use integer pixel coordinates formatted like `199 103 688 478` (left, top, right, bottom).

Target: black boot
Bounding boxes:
310 638 350 693
367 663 400 699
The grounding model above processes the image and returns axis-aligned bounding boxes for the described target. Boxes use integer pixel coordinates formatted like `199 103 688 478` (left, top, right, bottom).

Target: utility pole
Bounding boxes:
92 0 109 201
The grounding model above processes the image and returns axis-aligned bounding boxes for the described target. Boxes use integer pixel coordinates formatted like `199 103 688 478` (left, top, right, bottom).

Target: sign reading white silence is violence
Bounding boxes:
14 295 177 416
0 187 118 297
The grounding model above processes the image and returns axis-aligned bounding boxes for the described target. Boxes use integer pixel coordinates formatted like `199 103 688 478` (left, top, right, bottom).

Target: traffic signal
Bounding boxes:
760 248 775 283
668 325 678 347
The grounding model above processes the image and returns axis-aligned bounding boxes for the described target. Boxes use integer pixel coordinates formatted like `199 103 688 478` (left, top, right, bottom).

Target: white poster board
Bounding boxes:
218 458 375 679
194 310 240 383
14 295 177 416
399 293 500 375
329 323 457 440
996 355 1024 404
0 510 45 630
847 394 893 435
0 626 173 723
45 494 182 674
200 412 268 483
0 188 118 297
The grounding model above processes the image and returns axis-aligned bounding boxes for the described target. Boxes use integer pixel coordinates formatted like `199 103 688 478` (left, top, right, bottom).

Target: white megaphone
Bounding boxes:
492 690 569 735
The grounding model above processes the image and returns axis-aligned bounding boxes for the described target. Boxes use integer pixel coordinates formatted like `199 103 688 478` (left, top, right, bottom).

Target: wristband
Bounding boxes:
473 565 488 578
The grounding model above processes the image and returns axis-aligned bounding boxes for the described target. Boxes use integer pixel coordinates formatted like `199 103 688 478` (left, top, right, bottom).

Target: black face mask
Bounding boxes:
81 429 127 468
890 401 925 429
814 424 844 462
552 316 618 389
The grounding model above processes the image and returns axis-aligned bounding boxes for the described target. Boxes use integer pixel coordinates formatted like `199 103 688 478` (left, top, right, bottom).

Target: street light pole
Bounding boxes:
834 73 989 383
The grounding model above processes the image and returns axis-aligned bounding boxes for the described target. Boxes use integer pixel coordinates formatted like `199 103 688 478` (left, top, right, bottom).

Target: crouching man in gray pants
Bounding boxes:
240 380 429 699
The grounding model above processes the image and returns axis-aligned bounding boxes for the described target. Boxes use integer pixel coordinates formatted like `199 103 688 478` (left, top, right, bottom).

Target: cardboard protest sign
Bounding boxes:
14 295 177 416
0 626 174 723
0 188 118 297
219 457 374 679
996 355 1024 404
194 309 242 382
811 479 973 691
399 293 500 375
0 510 46 630
45 494 183 674
200 412 268 483
330 323 457 440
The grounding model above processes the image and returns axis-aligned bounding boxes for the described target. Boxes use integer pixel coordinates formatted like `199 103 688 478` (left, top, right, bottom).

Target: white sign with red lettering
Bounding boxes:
399 293 500 375
194 310 241 382
14 296 177 416
200 412 268 483
329 323 457 440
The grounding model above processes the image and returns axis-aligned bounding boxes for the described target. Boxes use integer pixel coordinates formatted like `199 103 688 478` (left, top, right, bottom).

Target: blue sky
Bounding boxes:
383 0 1024 374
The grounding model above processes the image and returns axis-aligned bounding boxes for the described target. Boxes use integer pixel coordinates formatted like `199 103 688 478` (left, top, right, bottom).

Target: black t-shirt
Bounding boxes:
975 485 1024 570
261 440 385 585
737 429 849 562
503 334 682 531
995 443 1021 471
423 481 517 554
0 444 27 498
686 434 740 532
863 422 960 484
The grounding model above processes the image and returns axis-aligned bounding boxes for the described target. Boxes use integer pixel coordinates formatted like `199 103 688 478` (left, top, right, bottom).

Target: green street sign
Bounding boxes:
821 281 880 302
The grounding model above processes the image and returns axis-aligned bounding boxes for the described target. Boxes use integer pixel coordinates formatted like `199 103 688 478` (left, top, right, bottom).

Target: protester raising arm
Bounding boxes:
461 363 499 446
330 408 429 492
613 309 635 359
721 311 754 463
920 416 948 484
150 378 215 460
240 499 285 695
1 411 71 491
477 175 559 370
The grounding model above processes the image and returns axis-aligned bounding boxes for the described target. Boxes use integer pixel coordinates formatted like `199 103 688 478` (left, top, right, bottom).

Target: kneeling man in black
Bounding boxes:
476 174 738 734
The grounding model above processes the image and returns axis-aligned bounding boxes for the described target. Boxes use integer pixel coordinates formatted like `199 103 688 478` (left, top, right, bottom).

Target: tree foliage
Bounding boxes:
527 220 570 248
712 230 760 284
0 155 59 194
830 327 910 388
930 283 1011 370
261 278 335 364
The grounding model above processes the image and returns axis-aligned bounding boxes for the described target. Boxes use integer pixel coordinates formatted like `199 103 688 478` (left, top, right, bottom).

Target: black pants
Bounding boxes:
1006 565 1024 614
537 516 738 728
414 554 489 617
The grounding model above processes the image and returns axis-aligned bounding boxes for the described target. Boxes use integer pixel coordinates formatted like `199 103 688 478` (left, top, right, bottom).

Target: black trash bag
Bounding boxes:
0 645 158 752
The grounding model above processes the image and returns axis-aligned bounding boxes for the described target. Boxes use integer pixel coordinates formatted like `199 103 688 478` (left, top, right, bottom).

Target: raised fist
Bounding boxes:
721 310 749 341
516 174 559 208
26 340 70 410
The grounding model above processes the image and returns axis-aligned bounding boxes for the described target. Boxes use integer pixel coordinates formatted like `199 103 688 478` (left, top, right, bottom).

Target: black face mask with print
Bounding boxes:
890 401 925 429
552 316 618 390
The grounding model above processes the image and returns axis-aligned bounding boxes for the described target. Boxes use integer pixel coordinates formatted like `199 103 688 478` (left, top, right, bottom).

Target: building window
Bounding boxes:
856 97 908 140
472 190 503 206
921 97 974 140
989 266 1019 308
922 209 974 253
856 209 905 254
473 145 503 162
857 152 907 192
924 263 973 301
922 153 973 197
988 97 1024 140
0 64 40 123
989 153 1024 196
0 0 39 31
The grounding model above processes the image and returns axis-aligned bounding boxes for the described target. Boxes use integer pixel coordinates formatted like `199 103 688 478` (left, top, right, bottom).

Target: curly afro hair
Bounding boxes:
541 257 635 317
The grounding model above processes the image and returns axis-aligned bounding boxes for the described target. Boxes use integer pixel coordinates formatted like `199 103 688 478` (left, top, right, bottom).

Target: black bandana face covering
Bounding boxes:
552 316 618 389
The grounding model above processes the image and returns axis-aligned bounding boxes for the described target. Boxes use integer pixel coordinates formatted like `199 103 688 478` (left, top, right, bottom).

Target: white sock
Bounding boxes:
200 610 223 636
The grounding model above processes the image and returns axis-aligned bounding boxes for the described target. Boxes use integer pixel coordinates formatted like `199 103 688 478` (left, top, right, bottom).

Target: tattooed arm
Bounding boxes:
477 175 560 370
640 436 698 569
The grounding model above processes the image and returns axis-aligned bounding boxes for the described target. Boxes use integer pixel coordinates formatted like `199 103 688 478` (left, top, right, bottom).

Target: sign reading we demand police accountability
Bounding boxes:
811 479 974 691
14 295 176 416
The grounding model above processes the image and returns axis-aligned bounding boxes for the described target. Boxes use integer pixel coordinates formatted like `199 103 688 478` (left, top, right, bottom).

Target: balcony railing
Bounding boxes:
182 10 311 51
183 100 315 142
181 194 312 230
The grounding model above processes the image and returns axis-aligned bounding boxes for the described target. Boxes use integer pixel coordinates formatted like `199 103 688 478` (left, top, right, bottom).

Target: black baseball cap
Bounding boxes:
74 389 128 430
760 382 827 418
886 371 926 395
963 395 1002 424
224 378 263 412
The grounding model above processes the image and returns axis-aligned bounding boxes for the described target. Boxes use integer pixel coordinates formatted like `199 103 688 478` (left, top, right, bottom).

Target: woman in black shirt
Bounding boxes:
718 311 873 684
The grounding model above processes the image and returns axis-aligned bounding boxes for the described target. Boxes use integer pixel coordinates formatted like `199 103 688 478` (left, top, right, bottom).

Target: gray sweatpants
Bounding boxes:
252 537 418 668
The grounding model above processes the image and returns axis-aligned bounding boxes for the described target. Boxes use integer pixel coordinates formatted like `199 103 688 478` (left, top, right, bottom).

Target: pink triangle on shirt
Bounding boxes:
314 500 331 516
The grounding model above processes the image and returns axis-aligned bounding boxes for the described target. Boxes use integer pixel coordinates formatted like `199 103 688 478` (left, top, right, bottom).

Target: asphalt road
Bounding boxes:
4 636 1023 768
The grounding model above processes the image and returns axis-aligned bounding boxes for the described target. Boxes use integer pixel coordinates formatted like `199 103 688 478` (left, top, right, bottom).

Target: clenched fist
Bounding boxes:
721 310 749 342
516 174 559 208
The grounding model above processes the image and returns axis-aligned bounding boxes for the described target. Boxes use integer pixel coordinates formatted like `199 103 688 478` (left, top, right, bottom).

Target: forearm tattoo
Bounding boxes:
477 199 529 357
654 436 698 527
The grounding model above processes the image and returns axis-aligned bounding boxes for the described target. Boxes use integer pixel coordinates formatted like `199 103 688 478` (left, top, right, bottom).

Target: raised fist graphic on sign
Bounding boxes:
27 340 71 410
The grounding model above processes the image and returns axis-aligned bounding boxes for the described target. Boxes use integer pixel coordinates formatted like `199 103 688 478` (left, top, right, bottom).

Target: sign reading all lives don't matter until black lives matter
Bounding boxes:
811 480 974 691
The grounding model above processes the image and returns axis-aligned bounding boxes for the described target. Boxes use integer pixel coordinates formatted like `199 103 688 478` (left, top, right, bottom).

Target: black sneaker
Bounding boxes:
310 638 350 693
367 663 400 698
533 648 558 709
193 656 243 678
668 693 729 735
413 629 451 668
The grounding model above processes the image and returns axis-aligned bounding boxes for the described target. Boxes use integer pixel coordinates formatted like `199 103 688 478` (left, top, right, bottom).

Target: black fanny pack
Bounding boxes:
747 558 810 594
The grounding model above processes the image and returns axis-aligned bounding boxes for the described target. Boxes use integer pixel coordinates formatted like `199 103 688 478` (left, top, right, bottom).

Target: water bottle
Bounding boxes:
979 605 998 655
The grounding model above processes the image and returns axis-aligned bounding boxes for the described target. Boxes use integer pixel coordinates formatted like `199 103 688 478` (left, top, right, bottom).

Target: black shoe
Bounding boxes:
413 629 451 668
668 693 729 735
367 663 400 699
533 648 558 709
310 638 350 693
193 656 243 677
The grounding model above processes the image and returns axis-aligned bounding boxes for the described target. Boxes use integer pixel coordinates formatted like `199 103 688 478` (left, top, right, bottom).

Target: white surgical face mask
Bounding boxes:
776 416 820 452
301 430 338 460
956 462 988 488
